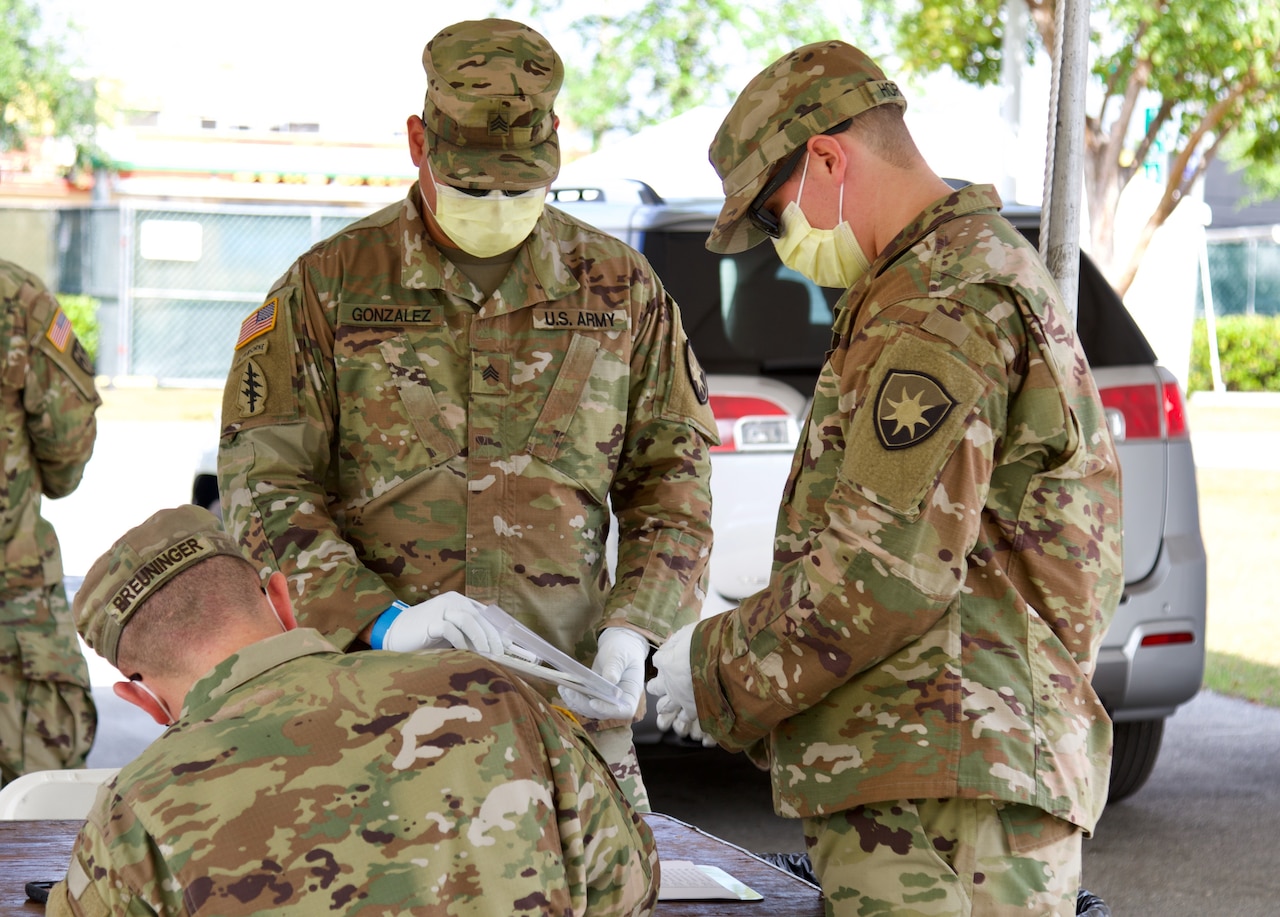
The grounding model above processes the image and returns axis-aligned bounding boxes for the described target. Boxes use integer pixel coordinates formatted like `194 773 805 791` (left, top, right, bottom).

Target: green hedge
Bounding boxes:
56 294 98 365
1187 315 1280 393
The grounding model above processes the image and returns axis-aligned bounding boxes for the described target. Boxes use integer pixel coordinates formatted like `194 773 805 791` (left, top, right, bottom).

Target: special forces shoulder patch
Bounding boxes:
873 370 957 450
236 357 268 417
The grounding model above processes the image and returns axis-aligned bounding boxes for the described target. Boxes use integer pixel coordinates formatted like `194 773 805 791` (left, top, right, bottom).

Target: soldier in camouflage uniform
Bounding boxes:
216 19 716 811
47 504 658 917
647 42 1123 916
0 258 100 787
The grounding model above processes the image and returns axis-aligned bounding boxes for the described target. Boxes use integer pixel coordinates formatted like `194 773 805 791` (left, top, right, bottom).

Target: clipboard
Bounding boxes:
423 603 627 708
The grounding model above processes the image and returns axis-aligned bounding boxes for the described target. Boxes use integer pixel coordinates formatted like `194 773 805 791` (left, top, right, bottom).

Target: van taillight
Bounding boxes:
1161 379 1188 437
1140 631 1196 647
708 395 796 452
1098 379 1188 441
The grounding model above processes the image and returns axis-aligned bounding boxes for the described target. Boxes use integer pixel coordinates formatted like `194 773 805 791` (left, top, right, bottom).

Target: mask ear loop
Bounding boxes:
424 158 438 217
793 148 846 229
130 676 176 726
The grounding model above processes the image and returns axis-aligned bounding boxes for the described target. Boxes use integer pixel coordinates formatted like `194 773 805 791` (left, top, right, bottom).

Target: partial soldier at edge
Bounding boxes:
0 257 100 787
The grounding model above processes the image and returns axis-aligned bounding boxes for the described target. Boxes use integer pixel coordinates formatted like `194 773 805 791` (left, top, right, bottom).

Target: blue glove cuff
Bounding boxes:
369 600 409 650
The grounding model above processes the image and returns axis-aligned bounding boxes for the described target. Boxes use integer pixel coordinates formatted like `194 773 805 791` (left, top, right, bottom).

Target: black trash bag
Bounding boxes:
753 851 819 886
756 852 1110 916
1077 889 1111 916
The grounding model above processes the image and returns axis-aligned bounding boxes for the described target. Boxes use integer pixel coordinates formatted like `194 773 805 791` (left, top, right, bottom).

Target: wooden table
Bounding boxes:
646 812 823 915
0 813 822 916
0 820 75 915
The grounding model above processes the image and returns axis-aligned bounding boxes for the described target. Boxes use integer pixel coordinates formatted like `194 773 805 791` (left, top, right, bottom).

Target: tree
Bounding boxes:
495 0 854 151
0 0 100 174
867 0 1280 296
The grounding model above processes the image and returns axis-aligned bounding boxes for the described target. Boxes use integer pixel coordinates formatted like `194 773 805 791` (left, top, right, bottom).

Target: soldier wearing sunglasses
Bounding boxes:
648 39 1121 917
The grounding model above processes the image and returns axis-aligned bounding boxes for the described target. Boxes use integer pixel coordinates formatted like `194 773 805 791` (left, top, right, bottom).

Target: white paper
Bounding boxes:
658 860 763 901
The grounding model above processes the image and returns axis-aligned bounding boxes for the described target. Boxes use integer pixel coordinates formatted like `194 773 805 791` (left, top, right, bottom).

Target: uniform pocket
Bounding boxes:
378 337 462 466
527 333 623 504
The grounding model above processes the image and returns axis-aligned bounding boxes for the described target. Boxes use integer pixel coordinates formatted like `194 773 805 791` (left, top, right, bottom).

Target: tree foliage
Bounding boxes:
866 0 1280 296
0 0 99 166
495 0 854 150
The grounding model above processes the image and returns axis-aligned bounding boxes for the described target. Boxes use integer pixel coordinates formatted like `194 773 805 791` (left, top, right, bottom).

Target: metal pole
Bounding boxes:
999 0 1026 203
1040 0 1090 320
1199 235 1224 392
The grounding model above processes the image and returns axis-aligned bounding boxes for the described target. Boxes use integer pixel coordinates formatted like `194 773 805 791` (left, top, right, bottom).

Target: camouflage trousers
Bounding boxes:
803 798 1082 917
0 583 97 786
579 718 650 813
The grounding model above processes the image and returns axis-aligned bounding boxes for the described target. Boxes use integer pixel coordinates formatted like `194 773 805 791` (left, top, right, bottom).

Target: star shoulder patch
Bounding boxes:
873 370 957 450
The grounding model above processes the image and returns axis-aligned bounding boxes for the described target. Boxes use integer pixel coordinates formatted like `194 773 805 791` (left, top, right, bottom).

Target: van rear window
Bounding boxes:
645 224 1155 399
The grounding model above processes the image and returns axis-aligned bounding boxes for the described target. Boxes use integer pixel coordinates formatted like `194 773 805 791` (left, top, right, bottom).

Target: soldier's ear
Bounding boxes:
807 133 847 183
407 115 426 166
264 571 296 632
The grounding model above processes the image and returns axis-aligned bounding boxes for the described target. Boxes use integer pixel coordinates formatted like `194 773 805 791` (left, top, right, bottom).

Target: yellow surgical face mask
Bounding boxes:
426 162 547 257
772 154 870 289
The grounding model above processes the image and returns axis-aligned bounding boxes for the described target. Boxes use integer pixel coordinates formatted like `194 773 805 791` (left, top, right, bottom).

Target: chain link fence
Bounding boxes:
56 201 377 384
1198 227 1280 318
34 200 1280 380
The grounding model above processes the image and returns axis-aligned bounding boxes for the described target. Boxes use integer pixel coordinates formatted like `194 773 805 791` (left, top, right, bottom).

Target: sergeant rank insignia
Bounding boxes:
874 370 955 450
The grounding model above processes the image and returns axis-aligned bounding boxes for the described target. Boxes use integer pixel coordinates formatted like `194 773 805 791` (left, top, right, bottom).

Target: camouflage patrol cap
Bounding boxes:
706 40 907 254
74 505 254 668
422 19 564 191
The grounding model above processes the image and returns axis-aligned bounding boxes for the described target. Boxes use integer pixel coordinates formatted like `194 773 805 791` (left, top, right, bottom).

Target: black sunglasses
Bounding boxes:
455 186 532 198
747 119 853 239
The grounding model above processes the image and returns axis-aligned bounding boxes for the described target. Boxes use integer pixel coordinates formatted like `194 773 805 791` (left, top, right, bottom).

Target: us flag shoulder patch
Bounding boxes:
46 308 73 352
236 299 278 350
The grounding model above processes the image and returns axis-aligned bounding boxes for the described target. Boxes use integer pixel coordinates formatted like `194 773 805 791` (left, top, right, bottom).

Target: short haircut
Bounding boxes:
116 555 266 678
846 105 920 170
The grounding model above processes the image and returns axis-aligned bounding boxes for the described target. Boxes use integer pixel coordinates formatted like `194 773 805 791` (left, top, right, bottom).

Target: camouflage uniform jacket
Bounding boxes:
47 629 659 917
218 186 717 666
0 259 99 695
691 185 1122 833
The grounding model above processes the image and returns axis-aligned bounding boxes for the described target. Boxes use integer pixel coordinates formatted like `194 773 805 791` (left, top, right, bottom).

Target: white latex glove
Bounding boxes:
559 627 649 720
646 622 716 746
374 593 503 655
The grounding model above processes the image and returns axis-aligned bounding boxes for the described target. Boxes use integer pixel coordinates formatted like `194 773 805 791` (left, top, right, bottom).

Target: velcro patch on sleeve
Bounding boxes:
222 302 298 427
843 326 988 516
33 304 96 398
662 333 718 443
